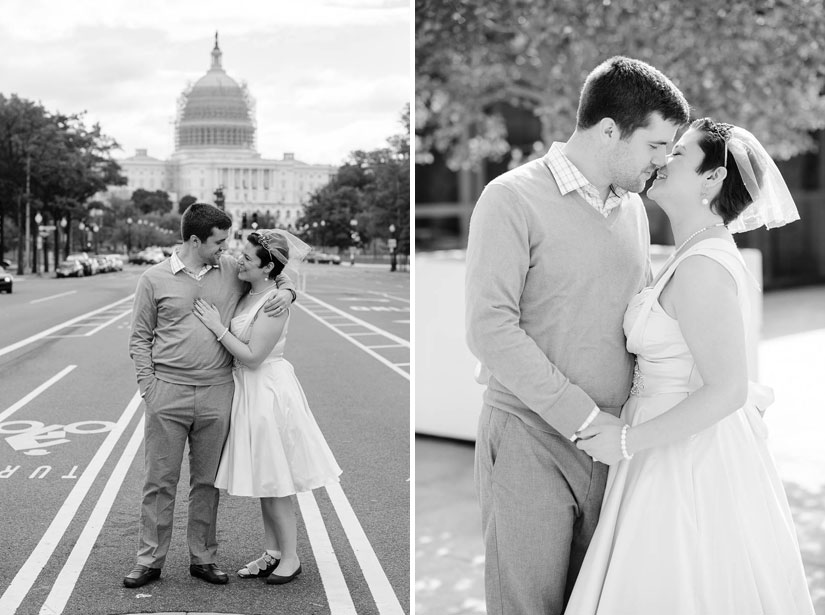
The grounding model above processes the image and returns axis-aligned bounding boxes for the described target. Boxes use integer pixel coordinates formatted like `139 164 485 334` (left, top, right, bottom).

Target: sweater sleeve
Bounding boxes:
465 183 596 437
129 272 158 395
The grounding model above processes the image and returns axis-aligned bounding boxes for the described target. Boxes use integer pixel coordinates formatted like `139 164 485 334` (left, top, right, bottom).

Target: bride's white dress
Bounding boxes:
565 239 814 615
215 293 342 497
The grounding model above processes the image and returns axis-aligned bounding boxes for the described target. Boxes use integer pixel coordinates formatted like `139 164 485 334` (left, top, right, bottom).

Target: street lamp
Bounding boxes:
60 217 67 261
126 217 133 254
349 218 358 266
34 212 43 274
78 221 86 253
320 220 326 250
389 223 397 272
92 224 100 254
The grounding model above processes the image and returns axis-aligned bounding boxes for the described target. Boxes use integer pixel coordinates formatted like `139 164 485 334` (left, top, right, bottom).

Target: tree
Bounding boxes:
416 0 825 170
0 94 126 270
132 189 173 215
178 194 198 214
298 106 410 254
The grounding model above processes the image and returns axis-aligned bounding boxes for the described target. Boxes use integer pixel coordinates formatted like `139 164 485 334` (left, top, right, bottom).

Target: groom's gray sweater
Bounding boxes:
465 155 650 439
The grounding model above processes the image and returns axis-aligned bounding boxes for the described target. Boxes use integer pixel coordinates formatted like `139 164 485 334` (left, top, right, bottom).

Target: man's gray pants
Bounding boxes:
475 404 609 615
136 379 233 568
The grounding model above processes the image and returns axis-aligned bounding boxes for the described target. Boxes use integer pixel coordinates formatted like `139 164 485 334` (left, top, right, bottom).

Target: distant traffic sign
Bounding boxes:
39 225 57 233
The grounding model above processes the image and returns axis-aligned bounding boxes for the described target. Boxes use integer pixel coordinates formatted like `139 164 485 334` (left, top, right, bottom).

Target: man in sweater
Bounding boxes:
466 57 690 614
124 203 296 588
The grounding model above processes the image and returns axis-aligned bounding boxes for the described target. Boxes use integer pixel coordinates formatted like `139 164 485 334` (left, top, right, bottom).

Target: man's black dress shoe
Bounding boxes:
266 564 302 585
123 565 161 588
190 563 229 585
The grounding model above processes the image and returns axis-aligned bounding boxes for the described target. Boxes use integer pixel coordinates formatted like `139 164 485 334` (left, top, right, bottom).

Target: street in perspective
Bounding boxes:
0 261 409 615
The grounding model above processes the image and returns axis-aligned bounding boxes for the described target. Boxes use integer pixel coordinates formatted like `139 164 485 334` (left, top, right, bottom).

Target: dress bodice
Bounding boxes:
623 239 754 398
229 292 289 367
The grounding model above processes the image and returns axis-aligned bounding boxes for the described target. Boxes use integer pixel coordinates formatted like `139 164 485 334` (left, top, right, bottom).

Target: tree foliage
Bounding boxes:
416 0 825 169
179 194 198 214
132 188 173 215
298 105 410 253
0 93 126 268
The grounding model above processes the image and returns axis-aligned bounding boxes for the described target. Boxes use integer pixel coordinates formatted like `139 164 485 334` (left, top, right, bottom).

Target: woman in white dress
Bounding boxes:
193 229 342 585
566 119 814 614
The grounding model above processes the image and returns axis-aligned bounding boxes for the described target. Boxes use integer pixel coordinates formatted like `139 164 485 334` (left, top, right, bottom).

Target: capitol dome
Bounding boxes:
175 34 256 151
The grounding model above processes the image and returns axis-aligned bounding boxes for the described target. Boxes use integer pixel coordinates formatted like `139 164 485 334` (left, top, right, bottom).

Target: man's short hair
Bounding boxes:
180 203 232 242
577 56 690 137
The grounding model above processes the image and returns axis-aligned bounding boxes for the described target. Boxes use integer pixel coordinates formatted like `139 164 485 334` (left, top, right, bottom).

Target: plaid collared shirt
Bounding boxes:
543 142 628 217
171 249 217 281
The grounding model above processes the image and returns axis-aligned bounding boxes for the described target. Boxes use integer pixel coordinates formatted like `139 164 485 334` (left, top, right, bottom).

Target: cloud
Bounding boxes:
0 3 410 165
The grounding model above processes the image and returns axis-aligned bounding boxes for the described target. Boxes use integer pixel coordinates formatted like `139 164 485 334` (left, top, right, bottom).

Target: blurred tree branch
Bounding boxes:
416 0 825 170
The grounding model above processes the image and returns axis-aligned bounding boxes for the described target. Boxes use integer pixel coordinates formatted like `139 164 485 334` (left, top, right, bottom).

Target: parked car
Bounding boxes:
66 252 95 276
56 259 85 278
0 266 13 293
307 251 342 265
131 247 166 265
101 254 124 271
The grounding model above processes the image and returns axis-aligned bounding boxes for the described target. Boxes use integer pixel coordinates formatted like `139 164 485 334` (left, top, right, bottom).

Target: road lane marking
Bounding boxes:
0 366 77 423
0 295 134 358
365 344 405 349
367 291 409 304
295 303 409 380
297 490 358 615
326 483 405 614
0 391 142 614
30 291 78 304
84 309 132 336
38 414 145 615
301 293 409 348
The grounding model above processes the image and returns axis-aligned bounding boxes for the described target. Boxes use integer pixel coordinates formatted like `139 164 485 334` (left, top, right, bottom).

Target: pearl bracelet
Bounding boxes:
620 424 634 460
216 327 229 342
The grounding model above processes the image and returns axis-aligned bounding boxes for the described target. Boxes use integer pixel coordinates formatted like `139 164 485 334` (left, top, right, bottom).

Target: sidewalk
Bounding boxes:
415 285 825 614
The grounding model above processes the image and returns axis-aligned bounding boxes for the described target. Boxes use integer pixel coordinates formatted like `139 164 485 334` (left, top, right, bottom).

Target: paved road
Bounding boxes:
0 263 410 615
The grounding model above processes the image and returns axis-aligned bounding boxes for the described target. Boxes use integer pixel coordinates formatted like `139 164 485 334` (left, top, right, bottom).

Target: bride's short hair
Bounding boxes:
247 232 289 280
692 118 765 225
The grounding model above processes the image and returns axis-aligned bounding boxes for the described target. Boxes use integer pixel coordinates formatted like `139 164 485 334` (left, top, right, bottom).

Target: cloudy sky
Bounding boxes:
0 0 410 166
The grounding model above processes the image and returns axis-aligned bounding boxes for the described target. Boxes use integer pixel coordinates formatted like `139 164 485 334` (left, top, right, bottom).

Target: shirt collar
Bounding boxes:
170 248 219 276
543 142 629 200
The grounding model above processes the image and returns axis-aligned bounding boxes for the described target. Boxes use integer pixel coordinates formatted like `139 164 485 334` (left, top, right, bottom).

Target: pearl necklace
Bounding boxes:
674 223 726 255
248 283 277 296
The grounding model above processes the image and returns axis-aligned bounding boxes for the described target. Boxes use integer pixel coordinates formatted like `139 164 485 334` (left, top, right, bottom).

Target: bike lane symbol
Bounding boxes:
0 420 116 456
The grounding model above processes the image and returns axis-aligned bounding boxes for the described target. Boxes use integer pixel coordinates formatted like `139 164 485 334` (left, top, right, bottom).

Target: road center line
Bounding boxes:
296 490 358 615
0 294 135 358
30 291 78 304
326 483 405 614
0 391 143 614
0 365 77 423
39 414 145 615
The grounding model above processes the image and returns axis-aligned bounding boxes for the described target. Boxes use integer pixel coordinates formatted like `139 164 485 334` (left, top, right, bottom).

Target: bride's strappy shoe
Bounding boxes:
237 552 280 578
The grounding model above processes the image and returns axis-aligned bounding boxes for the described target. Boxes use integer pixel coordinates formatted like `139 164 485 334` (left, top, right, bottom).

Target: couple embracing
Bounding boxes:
123 203 341 588
466 57 814 614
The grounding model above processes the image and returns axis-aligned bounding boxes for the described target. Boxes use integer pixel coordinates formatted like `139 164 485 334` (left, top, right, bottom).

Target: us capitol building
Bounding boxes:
110 35 336 231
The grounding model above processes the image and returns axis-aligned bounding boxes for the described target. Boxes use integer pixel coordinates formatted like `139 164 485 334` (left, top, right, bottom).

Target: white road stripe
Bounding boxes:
366 344 405 350
301 293 409 348
367 291 409 304
39 414 145 615
295 304 409 381
29 291 77 304
296 490 357 615
0 365 77 423
0 391 143 614
84 310 132 336
326 483 405 614
0 295 134 358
